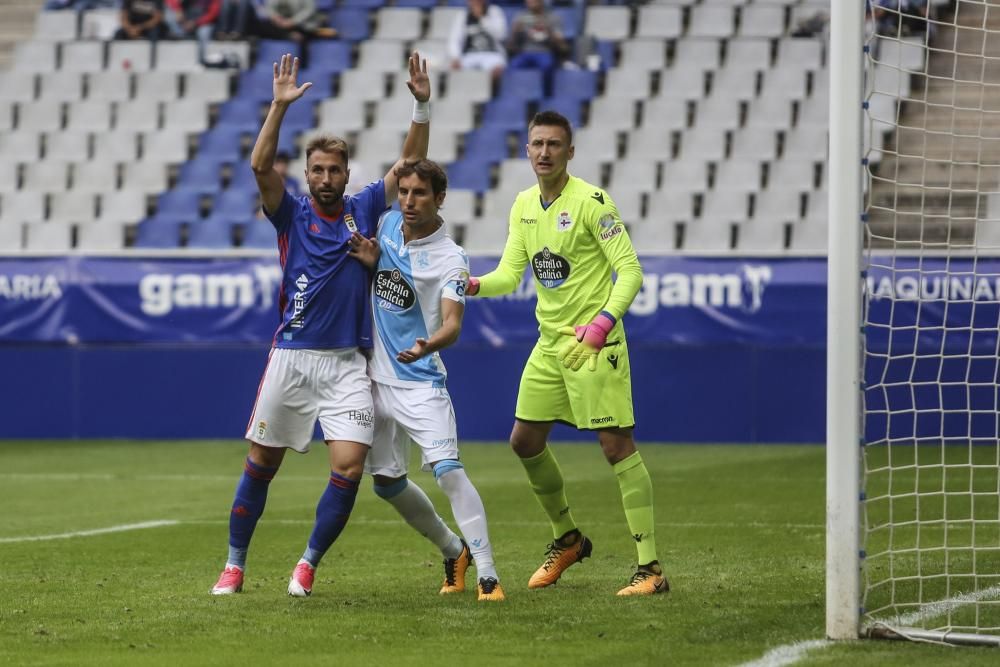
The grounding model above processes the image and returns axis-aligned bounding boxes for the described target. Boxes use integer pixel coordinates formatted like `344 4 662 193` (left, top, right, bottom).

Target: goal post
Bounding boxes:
828 0 1000 646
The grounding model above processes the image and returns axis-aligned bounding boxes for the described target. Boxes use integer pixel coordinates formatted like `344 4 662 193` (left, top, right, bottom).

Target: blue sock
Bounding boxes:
226 457 278 569
301 471 360 568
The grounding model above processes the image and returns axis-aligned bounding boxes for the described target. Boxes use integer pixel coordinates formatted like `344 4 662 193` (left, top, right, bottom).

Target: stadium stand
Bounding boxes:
0 0 857 253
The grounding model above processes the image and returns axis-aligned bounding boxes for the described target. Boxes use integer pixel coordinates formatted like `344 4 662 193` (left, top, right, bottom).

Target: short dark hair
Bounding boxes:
393 159 448 196
305 134 349 166
528 110 573 146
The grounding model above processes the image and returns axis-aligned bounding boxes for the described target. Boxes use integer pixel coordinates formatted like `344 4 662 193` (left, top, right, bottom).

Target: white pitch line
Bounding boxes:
873 585 1000 628
0 520 179 544
736 639 832 667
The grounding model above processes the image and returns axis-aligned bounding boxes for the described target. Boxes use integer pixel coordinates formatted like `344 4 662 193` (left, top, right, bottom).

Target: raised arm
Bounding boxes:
383 51 431 207
250 54 312 214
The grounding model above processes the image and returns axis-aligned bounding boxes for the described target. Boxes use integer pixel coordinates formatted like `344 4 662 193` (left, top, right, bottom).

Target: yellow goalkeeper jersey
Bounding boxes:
477 174 644 353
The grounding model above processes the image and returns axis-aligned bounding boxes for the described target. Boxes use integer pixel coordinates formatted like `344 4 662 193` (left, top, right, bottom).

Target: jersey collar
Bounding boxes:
310 197 345 222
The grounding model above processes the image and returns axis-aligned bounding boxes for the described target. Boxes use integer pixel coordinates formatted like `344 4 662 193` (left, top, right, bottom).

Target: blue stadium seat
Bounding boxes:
481 98 529 132
281 99 318 133
214 187 260 219
217 98 264 133
331 9 372 42
198 126 246 163
238 68 278 104
447 157 493 193
536 97 582 127
394 0 437 7
499 69 545 101
228 161 258 192
135 216 184 248
595 40 616 70
242 219 277 248
187 216 235 248
157 189 206 221
315 0 335 10
552 7 583 40
254 40 301 70
463 127 510 163
339 0 385 8
307 41 353 73
176 158 225 193
551 69 597 102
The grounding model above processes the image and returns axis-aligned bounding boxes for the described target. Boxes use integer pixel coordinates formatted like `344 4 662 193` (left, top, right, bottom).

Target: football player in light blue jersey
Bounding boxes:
349 160 504 602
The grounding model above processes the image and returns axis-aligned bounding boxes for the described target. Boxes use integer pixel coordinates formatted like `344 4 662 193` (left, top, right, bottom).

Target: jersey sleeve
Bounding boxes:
355 179 389 237
441 249 470 304
477 195 529 297
263 190 294 234
588 190 643 321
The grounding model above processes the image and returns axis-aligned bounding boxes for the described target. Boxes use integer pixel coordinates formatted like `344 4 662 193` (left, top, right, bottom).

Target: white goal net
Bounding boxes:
860 0 1000 644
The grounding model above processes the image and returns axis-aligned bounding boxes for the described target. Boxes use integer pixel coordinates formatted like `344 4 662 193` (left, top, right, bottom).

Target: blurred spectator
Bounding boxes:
256 0 337 43
115 0 167 41
274 151 302 196
872 0 930 37
164 0 220 62
507 0 569 74
215 0 260 40
790 10 828 38
448 0 508 79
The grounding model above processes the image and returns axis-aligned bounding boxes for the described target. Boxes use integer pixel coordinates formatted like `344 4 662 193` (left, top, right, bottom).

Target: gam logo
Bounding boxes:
629 265 772 315
139 265 282 316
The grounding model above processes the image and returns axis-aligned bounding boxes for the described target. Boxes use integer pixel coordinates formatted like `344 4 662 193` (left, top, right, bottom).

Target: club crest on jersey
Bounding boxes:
344 213 358 233
531 246 570 288
374 268 416 312
598 214 616 230
556 211 573 232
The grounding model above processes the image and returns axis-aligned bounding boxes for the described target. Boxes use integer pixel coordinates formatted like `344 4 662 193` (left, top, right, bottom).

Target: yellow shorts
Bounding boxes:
514 339 635 430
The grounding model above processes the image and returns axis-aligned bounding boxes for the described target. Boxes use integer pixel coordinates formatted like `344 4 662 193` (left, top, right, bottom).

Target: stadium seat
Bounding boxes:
714 159 763 193
730 127 779 160
647 189 695 221
769 159 818 192
241 218 277 248
876 37 927 72
737 217 787 251
22 160 70 191
461 218 510 255
72 161 119 194
281 98 318 133
745 96 795 130
447 158 493 193
689 6 735 39
217 98 264 133
777 38 824 72
87 71 132 103
188 216 235 248
759 67 809 102
636 6 682 39
372 97 415 133
254 40 301 69
176 158 225 194
589 96 637 131
573 125 620 163
214 187 260 220
34 10 79 42
725 39 772 71
227 162 258 193
92 129 139 163
619 39 668 73
431 97 476 133
0 131 41 162
394 0 438 8
462 127 510 164
583 6 631 42
755 188 804 223
184 70 233 103
0 162 17 192
683 218 734 252
197 126 246 164
660 161 708 195
442 69 492 103
656 69 706 101
46 131 91 163
629 220 675 252
782 125 827 161
3 191 46 223
24 221 73 251
603 68 652 102
49 191 97 223
99 190 148 222
441 188 476 226
353 128 406 175
497 158 533 192
108 40 153 72
155 41 201 72
552 7 583 40
481 98 529 132
237 68 279 104
38 71 83 103
0 221 23 250
0 71 38 103
674 39 722 72
162 99 211 133
641 97 688 129
373 8 423 41
76 220 127 251
66 100 112 133
551 69 597 102
316 97 366 134
61 41 105 73
612 186 644 224
357 40 407 74
427 7 462 40
536 98 581 128
499 69 545 102
331 8 372 43
116 98 161 132
679 127 728 161
79 8 119 40
134 71 180 102
135 215 184 248
307 41 353 73
17 100 63 132
740 5 787 38
119 161 169 194
789 219 827 251
338 68 389 102
710 67 760 101
626 126 674 162
608 160 658 194
157 189 205 221
13 40 58 73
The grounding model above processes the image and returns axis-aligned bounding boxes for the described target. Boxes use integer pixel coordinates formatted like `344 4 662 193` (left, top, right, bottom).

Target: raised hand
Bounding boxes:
405 51 430 103
272 53 312 106
397 338 430 364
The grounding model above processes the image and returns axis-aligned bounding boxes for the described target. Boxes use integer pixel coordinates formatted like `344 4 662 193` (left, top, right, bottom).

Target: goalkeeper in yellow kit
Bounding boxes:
466 111 667 596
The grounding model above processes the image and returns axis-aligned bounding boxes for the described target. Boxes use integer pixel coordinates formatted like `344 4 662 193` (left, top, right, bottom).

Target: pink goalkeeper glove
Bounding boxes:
465 276 480 296
557 311 616 372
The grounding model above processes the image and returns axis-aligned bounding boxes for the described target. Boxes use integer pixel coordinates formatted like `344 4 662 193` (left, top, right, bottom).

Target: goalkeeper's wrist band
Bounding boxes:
412 100 430 123
596 311 617 329
466 276 480 296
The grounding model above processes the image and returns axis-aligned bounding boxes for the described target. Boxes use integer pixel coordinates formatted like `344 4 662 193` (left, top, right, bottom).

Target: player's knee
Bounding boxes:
432 459 464 480
247 442 285 468
372 475 408 499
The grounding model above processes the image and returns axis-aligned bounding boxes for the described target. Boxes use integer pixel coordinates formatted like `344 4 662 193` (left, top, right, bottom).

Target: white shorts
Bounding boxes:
246 347 374 453
364 381 460 478
460 52 506 71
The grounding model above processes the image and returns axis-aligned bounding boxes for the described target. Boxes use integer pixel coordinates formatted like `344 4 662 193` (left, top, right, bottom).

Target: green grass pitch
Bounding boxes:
0 440 997 666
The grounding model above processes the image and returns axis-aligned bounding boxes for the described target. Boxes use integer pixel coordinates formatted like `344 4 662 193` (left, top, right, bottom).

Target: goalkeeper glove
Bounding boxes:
557 311 616 372
465 276 480 296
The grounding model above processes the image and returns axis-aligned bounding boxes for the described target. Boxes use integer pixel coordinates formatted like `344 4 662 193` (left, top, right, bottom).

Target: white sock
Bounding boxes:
379 479 463 558
437 467 498 581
